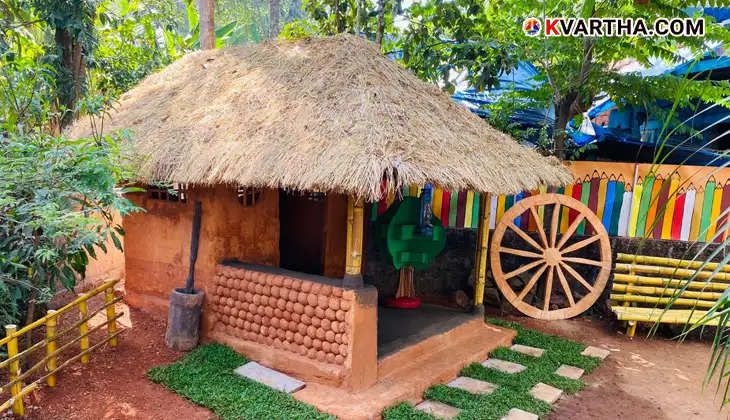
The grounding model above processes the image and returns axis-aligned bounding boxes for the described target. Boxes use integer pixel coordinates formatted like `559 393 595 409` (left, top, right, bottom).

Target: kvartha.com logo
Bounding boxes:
523 17 705 37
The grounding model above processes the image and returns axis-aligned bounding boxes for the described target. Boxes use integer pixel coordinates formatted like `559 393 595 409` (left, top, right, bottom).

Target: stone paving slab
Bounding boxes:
510 344 545 357
447 376 497 395
414 400 462 419
529 382 563 404
555 364 585 379
234 361 305 393
500 408 538 420
481 358 526 374
581 346 611 360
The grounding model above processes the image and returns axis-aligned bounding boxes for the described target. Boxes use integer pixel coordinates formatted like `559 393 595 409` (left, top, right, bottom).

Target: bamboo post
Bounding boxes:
625 261 637 337
344 195 364 288
474 193 492 306
105 288 118 347
46 310 57 386
79 298 89 363
5 324 24 415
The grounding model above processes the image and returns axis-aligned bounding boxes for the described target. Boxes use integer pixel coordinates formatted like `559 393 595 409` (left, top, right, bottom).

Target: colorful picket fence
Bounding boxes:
371 164 730 244
371 184 487 229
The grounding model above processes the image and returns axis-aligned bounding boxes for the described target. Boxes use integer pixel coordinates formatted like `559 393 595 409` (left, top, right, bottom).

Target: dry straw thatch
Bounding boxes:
68 34 572 201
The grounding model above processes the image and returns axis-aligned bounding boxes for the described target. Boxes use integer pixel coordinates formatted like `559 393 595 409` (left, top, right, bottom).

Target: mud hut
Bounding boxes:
68 34 571 417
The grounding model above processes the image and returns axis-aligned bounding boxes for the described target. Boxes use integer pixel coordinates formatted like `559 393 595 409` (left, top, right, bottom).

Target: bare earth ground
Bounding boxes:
20 305 214 420
495 314 724 420
12 303 722 420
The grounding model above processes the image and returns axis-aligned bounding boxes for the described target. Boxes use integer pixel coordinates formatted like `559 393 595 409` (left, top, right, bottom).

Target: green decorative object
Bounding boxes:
376 197 446 270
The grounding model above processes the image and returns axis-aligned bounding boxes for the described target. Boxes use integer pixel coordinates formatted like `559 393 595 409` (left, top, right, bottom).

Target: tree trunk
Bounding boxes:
375 0 386 45
269 0 280 39
553 101 572 160
287 0 301 22
333 0 341 33
355 0 362 35
196 0 215 49
54 28 85 128
22 287 37 368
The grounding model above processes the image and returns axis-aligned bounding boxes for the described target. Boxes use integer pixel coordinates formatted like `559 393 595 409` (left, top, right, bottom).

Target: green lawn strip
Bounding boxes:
381 385 550 420
147 343 334 420
383 319 605 420
488 317 602 373
383 402 438 420
425 384 552 419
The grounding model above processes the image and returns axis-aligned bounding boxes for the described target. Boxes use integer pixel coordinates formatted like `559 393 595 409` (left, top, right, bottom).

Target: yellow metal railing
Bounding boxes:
0 279 124 415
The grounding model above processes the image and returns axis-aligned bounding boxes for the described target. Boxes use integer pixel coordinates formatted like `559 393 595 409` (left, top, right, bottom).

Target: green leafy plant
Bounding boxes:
0 130 142 329
148 343 334 419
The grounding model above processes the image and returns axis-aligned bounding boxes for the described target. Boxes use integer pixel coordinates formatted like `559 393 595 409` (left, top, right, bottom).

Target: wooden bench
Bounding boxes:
611 253 729 337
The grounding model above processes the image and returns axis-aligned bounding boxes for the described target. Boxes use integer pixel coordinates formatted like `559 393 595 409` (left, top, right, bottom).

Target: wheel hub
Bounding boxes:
543 247 561 266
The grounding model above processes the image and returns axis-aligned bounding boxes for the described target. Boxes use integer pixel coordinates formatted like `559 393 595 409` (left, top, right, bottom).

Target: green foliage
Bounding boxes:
282 0 398 43
217 0 304 43
147 343 335 420
383 318 605 420
92 0 184 96
396 0 730 157
0 128 142 326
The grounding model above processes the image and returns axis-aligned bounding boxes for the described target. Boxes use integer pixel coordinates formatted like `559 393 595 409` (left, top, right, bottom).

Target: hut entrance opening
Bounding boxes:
279 190 326 275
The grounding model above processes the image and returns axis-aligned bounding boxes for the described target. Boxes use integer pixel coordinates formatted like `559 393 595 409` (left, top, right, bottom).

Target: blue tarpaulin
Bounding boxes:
451 62 554 128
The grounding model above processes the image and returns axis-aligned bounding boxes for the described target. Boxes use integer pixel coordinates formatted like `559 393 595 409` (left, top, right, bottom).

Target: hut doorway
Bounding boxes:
279 190 326 275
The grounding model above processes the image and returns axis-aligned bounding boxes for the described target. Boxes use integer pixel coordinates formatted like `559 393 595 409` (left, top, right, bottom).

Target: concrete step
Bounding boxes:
481 358 526 374
378 318 515 383
234 361 306 393
447 376 497 395
501 408 538 420
529 382 563 404
414 400 462 419
555 364 584 379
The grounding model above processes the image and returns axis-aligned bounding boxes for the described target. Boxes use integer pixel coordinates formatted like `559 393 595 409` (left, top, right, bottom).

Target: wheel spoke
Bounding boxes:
507 222 544 252
559 261 595 292
550 202 561 247
543 266 554 312
562 256 603 267
560 235 601 254
529 206 548 248
554 265 575 307
556 214 585 249
500 247 543 259
503 259 545 280
516 263 548 301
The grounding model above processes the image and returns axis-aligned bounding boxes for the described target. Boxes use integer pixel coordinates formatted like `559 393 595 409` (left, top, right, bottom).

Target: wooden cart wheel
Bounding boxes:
490 193 611 320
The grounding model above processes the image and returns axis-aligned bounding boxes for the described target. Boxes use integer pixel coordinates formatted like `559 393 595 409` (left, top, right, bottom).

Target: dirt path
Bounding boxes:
493 314 723 420
22 306 214 420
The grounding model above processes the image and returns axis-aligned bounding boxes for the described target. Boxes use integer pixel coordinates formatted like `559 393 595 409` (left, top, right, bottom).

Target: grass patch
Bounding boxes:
147 343 334 420
382 318 605 420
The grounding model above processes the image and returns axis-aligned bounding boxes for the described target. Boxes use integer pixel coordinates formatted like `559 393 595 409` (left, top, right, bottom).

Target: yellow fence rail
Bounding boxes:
0 279 124 415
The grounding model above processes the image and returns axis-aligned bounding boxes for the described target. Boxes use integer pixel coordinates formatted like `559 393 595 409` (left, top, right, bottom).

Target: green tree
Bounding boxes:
281 0 399 42
0 120 142 330
398 0 730 158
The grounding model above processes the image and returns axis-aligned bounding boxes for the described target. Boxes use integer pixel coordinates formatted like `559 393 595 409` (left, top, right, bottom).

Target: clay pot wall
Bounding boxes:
210 265 352 366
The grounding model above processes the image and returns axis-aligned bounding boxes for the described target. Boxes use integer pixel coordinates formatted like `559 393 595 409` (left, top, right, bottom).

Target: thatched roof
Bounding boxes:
68 34 571 201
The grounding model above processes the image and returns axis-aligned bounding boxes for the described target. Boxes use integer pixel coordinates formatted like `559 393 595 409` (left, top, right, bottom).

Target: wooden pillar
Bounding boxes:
473 193 492 306
196 0 215 50
344 195 364 288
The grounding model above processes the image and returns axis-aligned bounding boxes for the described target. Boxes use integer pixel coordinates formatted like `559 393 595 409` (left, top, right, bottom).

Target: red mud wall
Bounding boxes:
123 186 280 320
82 211 125 283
